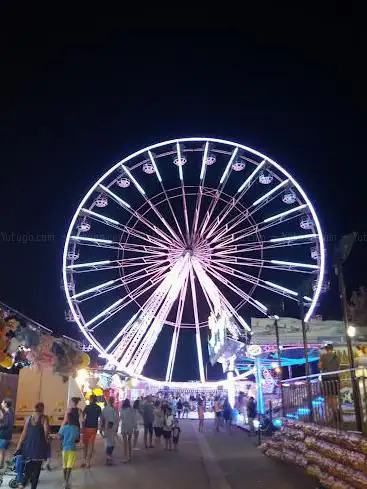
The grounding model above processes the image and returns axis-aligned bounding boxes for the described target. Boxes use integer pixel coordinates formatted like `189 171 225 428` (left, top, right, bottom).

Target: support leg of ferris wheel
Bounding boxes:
165 272 189 382
189 265 205 382
131 257 191 374
115 254 189 370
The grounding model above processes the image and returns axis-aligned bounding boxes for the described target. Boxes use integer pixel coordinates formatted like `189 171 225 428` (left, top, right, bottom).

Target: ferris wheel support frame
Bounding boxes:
62 137 325 384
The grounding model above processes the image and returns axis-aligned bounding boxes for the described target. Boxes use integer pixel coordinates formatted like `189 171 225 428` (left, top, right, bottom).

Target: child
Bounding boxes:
172 420 181 451
104 421 117 465
163 407 173 451
59 412 80 489
198 399 204 433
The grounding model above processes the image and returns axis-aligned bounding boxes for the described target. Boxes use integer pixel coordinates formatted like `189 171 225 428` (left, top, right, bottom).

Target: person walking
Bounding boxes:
247 396 257 436
132 399 143 450
59 412 79 489
120 399 136 463
153 400 164 448
15 402 49 489
176 399 183 419
64 397 83 435
319 343 341 424
163 407 174 451
82 394 102 468
198 399 205 433
0 398 14 469
172 420 181 451
140 397 154 449
104 421 117 465
101 397 118 435
223 397 232 430
214 397 222 432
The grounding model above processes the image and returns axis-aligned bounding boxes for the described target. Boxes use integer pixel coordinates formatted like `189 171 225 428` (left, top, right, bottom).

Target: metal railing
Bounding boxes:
281 368 367 434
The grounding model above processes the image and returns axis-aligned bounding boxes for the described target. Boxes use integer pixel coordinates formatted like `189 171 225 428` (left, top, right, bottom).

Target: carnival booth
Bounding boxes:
0 302 92 428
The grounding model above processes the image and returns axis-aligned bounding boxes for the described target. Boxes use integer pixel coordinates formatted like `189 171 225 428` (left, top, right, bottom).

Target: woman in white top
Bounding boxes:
120 399 137 462
132 399 143 450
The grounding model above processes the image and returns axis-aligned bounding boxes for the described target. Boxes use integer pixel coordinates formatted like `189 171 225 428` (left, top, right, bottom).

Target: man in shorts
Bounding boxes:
319 343 341 423
140 397 154 449
82 395 102 467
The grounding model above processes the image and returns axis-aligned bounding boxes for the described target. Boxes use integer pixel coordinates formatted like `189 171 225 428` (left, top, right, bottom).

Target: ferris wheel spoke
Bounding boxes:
165 272 190 382
116 254 190 370
100 184 178 246
105 313 139 354
199 147 239 237
189 266 205 382
148 150 186 242
124 255 191 374
205 264 269 315
87 268 169 332
192 259 249 336
208 261 301 303
210 204 308 248
73 262 168 303
204 160 266 240
121 164 182 244
207 179 292 246
212 255 318 274
175 143 191 244
70 235 169 256
212 234 318 256
80 208 170 250
66 256 166 274
192 142 209 239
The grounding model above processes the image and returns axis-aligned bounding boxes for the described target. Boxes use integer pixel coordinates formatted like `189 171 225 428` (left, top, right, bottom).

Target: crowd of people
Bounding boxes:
0 392 252 488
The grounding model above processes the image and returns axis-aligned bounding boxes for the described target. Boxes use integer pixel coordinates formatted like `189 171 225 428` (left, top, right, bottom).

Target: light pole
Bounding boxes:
334 232 362 432
297 279 314 423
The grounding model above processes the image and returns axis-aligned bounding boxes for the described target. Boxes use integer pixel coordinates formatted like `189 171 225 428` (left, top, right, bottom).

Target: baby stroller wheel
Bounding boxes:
9 479 18 489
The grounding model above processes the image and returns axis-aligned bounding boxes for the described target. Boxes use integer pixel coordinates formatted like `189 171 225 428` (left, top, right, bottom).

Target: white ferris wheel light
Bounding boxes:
200 141 209 181
270 233 318 243
66 260 112 269
122 165 146 195
148 150 162 182
71 235 113 244
252 179 289 207
81 208 121 226
270 260 319 269
263 204 307 223
99 185 131 208
62 137 325 383
237 160 265 193
219 147 238 184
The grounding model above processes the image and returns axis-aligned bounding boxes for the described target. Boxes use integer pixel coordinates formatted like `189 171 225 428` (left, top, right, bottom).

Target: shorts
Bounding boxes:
215 412 222 418
154 427 163 437
106 446 114 455
163 430 172 440
62 450 76 469
0 439 10 450
144 423 153 435
83 427 97 444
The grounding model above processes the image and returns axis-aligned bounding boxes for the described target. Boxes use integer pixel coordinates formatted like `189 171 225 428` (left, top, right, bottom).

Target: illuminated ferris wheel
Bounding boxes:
62 137 325 383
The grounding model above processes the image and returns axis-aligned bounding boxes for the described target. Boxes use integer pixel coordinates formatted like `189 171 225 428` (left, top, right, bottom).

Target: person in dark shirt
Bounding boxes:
82 395 102 468
0 398 14 469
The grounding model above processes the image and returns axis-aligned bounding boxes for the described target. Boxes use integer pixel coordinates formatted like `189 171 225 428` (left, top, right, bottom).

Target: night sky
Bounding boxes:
1 20 365 380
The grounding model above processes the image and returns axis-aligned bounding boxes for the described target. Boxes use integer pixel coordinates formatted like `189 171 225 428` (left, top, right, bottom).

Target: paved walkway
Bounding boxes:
3 421 315 488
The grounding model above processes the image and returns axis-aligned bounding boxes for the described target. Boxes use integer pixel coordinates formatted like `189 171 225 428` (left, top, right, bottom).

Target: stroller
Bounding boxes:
0 456 18 488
